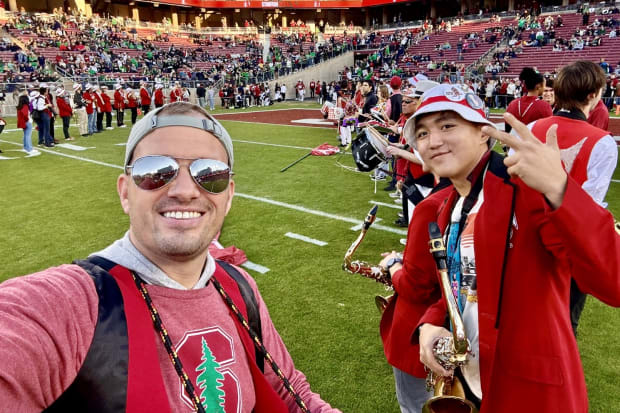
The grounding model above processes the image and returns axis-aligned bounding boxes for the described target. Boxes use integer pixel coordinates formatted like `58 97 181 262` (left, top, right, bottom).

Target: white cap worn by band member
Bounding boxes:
403 84 496 146
124 103 234 169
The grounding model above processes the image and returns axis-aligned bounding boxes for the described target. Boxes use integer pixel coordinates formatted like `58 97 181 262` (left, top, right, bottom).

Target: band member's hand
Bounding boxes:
419 323 453 377
385 145 403 158
379 251 401 272
482 113 567 209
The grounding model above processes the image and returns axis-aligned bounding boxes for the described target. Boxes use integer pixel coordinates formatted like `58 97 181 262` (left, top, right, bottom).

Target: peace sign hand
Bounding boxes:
482 112 568 209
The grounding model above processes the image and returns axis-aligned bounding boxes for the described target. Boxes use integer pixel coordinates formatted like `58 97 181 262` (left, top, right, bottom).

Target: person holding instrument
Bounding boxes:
0 102 340 413
382 83 620 412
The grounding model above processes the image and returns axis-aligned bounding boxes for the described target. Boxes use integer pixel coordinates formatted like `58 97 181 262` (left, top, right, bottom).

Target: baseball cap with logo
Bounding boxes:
403 84 496 146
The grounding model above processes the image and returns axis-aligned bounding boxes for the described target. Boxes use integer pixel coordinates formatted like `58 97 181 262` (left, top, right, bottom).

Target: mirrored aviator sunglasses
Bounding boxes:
126 155 233 194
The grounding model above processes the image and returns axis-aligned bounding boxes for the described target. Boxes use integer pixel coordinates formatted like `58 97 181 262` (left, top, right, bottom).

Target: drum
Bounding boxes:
351 128 388 172
321 101 334 119
328 106 344 120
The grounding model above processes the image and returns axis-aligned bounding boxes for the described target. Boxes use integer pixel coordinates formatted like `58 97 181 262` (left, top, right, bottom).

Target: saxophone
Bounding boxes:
422 222 478 413
342 205 394 312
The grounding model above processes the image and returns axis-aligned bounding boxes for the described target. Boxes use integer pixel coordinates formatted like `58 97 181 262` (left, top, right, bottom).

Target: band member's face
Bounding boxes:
118 126 234 264
401 97 419 116
414 111 488 183
542 86 554 105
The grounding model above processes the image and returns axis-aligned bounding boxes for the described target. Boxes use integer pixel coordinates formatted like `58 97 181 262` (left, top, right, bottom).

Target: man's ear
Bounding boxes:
117 173 131 215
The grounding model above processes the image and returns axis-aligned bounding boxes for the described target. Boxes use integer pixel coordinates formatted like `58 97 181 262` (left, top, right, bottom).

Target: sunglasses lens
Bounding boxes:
130 156 178 190
190 159 231 194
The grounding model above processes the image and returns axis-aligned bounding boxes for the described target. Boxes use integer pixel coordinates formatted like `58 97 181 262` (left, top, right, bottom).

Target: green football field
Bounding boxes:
1 102 619 412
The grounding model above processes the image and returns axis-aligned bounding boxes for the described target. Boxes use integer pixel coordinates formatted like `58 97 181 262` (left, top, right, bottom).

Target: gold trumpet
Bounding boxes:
422 222 478 413
342 205 394 312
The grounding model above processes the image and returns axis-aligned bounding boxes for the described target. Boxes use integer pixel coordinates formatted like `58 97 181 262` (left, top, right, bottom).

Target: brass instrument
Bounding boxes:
422 222 478 413
343 205 394 312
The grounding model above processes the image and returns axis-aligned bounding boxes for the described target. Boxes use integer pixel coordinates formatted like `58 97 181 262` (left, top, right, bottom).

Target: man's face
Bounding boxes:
361 82 371 95
414 111 488 182
401 96 419 116
117 126 234 264
542 86 555 105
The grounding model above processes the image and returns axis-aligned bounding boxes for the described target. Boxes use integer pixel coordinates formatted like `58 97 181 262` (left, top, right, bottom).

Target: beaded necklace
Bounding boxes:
131 271 311 413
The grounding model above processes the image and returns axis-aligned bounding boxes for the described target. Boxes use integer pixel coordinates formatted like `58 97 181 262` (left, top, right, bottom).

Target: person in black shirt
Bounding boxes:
388 76 403 124
358 80 378 123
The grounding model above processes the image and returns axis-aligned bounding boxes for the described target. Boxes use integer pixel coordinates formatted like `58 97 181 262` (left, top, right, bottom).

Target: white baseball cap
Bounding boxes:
72 83 81 90
403 84 496 146
115 84 122 90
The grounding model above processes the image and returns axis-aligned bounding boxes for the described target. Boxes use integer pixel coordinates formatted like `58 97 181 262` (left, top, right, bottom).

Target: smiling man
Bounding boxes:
0 102 340 413
382 84 620 412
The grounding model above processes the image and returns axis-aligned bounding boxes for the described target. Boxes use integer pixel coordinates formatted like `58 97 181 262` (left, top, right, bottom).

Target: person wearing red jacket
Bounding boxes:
83 84 96 135
139 81 151 114
169 82 182 103
383 83 620 412
126 87 138 125
93 86 105 133
55 88 74 141
101 85 113 130
505 67 552 134
153 83 164 108
587 98 609 131
113 84 126 128
16 94 38 154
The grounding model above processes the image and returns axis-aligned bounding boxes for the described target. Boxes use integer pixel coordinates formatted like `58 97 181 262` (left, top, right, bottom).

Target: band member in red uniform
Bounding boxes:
101 85 113 130
505 67 552 133
113 84 126 128
383 83 620 412
126 87 138 125
169 82 182 103
528 60 617 335
154 83 165 108
93 85 105 133
55 88 74 141
309 80 315 99
139 81 152 115
83 84 96 135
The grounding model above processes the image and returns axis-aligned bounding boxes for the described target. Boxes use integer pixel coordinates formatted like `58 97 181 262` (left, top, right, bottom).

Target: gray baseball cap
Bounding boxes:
124 103 234 169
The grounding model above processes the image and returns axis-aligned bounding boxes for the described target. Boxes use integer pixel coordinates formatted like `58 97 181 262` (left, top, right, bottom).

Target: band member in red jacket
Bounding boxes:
93 85 105 133
101 85 113 130
83 84 96 135
113 84 126 128
126 87 138 125
154 83 164 108
169 82 182 103
55 88 74 141
139 81 151 115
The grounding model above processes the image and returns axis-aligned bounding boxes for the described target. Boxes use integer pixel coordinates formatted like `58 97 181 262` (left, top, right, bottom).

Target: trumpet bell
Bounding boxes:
374 294 393 313
422 376 478 413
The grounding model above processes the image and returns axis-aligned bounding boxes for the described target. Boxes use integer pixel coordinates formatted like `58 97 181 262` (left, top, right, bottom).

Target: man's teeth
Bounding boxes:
163 211 201 219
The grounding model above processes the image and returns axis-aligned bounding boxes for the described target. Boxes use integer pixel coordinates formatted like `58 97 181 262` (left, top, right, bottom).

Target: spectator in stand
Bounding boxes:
113 84 126 128
16 94 38 155
505 67 552 133
55 88 74 141
154 83 165 109
101 85 113 130
126 87 139 125
139 81 152 115
73 83 89 137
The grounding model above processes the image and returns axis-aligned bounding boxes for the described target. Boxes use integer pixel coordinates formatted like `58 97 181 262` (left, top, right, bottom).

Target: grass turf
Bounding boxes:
0 102 619 412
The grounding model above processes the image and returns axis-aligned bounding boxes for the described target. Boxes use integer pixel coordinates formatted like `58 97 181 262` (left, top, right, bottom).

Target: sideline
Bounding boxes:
0 138 407 233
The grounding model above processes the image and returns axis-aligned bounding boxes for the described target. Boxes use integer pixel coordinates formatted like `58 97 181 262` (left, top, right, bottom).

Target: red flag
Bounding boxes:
311 143 340 156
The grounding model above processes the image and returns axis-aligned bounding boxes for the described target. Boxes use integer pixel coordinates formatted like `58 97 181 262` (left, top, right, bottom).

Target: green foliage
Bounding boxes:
0 103 619 412
196 338 225 412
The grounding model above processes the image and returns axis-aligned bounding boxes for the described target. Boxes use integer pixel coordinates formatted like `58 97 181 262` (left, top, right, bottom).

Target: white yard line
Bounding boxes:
217 119 335 130
233 139 314 151
369 200 402 210
284 232 328 246
241 261 270 274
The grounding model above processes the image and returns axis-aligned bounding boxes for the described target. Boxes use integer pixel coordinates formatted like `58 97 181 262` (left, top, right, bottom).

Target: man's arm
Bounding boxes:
0 265 98 411
582 135 617 207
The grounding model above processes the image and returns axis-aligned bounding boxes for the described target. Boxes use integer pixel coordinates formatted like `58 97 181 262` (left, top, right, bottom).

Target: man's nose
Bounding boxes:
167 167 200 201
